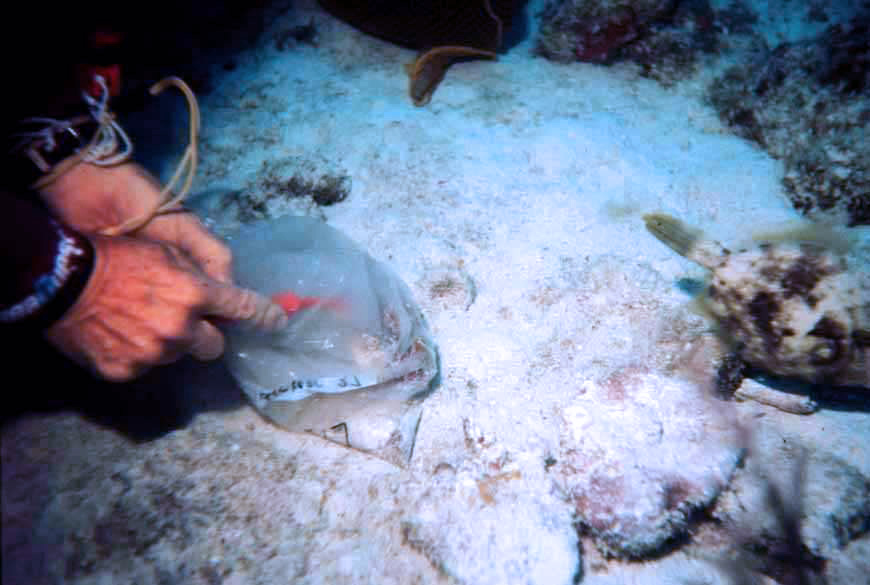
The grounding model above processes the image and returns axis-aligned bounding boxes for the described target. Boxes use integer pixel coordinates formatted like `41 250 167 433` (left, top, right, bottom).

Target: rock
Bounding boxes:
707 7 870 226
535 0 678 64
714 447 870 561
551 367 742 557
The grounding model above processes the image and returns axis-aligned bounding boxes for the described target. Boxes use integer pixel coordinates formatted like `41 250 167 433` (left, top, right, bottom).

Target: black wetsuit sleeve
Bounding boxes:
0 191 94 332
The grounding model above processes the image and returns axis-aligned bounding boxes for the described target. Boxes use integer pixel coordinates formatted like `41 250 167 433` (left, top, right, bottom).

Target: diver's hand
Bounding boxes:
39 161 233 283
45 234 287 382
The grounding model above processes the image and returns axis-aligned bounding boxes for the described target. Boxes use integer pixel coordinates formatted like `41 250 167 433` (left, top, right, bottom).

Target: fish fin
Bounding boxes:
751 220 855 254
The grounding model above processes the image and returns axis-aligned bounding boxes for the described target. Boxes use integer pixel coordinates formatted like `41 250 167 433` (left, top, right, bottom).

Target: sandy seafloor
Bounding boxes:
3 1 870 584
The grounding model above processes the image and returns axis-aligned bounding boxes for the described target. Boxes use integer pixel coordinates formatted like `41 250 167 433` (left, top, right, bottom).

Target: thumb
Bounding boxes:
200 281 288 330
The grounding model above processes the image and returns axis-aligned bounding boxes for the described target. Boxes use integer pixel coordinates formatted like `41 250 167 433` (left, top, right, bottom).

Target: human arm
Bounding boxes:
1 190 286 381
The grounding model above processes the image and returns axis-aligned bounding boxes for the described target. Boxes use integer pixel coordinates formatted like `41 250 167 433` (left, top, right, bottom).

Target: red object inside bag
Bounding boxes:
271 290 346 315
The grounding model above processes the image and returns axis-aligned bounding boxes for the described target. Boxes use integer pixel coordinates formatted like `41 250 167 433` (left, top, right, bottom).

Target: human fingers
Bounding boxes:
45 235 227 381
144 210 233 283
186 319 226 361
197 281 288 331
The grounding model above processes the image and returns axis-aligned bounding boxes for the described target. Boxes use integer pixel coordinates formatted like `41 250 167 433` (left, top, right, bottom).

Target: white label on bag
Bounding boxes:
258 374 381 402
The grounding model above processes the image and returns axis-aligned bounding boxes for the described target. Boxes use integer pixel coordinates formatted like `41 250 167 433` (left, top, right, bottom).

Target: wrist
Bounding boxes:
8 106 98 192
1 219 95 331
8 75 133 192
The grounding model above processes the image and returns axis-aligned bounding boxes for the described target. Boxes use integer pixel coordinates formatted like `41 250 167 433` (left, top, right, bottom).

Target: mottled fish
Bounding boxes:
644 213 869 387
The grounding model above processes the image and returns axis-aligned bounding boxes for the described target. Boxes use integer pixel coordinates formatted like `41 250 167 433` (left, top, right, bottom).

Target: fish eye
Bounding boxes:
806 316 849 366
808 338 841 365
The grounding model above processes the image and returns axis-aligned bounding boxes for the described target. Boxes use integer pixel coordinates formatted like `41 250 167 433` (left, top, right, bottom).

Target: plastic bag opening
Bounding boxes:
223 215 440 466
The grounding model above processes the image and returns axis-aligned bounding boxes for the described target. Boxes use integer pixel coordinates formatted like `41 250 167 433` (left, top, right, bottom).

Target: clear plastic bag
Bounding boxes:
222 215 440 465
